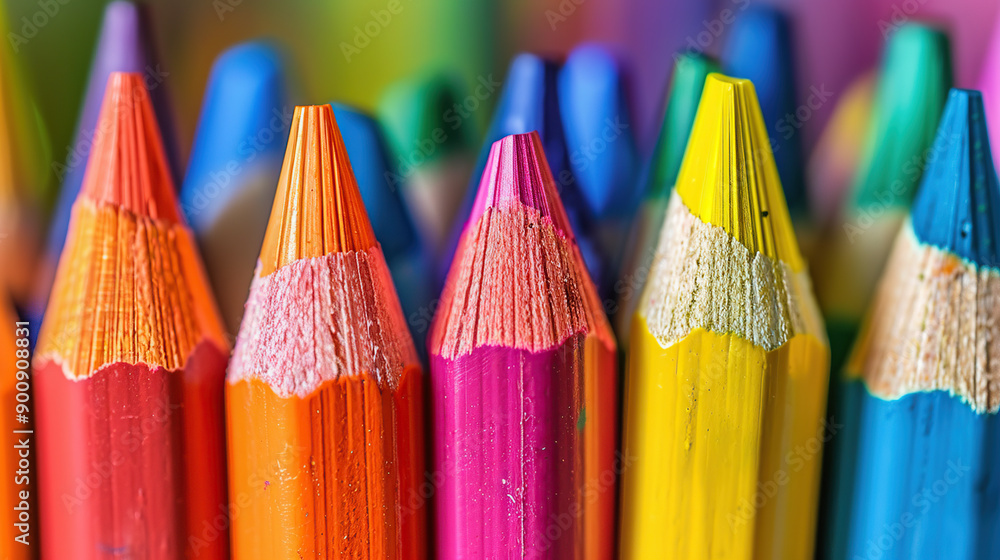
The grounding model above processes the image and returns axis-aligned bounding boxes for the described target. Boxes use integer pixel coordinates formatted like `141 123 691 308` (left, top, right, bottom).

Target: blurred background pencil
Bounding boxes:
813 23 953 560
226 105 426 559
559 43 639 295
32 72 230 560
0 4 50 310
845 88 1000 560
180 41 290 336
378 73 478 257
430 131 617 559
619 74 829 560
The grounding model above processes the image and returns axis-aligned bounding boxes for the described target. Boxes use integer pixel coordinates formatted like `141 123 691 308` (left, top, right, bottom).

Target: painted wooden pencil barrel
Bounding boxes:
33 73 231 560
844 89 1000 560
225 105 426 559
619 74 830 559
429 132 618 560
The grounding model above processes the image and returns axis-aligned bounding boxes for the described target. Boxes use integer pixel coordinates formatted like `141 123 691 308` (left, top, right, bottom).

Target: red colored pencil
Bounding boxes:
33 72 230 560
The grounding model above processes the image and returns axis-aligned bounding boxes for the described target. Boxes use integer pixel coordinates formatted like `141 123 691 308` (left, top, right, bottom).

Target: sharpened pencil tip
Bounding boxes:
79 72 179 222
676 72 803 271
258 104 377 277
467 131 573 237
911 88 1000 267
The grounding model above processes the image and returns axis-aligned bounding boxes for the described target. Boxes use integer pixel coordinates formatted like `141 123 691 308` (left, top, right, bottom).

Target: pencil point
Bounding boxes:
851 22 952 209
258 105 376 276
911 89 1000 267
79 72 178 221
468 132 573 236
676 72 803 270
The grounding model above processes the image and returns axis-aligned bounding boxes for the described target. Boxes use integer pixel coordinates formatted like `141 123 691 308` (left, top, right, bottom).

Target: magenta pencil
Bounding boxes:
429 132 617 559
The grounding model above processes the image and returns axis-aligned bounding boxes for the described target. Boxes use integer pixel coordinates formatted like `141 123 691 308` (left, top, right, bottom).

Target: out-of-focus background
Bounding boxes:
6 0 998 174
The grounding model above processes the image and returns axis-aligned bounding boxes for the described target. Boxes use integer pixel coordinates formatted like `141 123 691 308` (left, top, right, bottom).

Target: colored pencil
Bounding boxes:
440 52 604 290
331 102 434 353
1 290 33 560
33 73 230 560
180 41 289 336
226 105 426 559
377 73 478 255
813 24 952 560
722 4 807 219
430 131 617 559
35 0 179 322
559 43 640 289
614 51 718 340
807 71 875 229
845 88 1000 560
619 73 829 559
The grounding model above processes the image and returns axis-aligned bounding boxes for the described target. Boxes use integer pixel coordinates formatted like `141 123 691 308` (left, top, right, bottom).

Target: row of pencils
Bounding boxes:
0 1 998 559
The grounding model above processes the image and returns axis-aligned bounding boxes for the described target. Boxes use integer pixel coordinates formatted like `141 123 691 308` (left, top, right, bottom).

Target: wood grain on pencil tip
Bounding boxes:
33 72 230 560
226 104 425 560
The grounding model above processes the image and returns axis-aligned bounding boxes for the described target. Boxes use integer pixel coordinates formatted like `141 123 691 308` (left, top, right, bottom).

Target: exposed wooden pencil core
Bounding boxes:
852 223 1000 413
258 104 376 277
36 72 226 379
431 133 612 359
642 192 824 351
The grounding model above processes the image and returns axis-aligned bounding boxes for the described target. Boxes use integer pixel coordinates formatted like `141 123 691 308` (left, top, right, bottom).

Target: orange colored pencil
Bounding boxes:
33 72 230 560
226 105 425 559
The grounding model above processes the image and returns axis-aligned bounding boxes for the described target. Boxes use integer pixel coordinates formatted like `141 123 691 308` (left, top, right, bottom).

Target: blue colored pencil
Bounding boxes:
845 89 1000 560
180 42 289 335
559 43 640 292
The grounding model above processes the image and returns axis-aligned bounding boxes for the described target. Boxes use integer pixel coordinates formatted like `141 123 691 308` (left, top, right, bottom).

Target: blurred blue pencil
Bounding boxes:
332 102 435 355
440 52 603 285
559 43 639 294
846 88 1000 560
723 4 807 218
180 42 289 335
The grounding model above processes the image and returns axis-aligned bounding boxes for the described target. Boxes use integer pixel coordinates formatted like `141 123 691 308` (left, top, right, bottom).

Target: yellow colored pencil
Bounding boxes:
619 74 830 559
